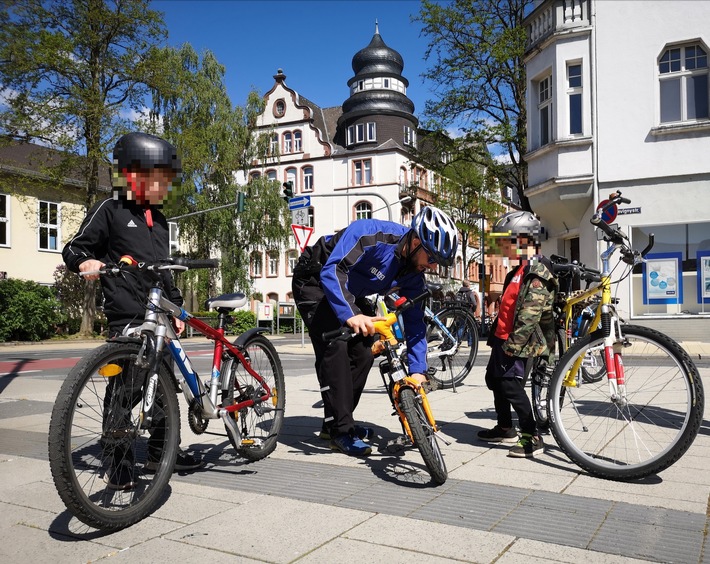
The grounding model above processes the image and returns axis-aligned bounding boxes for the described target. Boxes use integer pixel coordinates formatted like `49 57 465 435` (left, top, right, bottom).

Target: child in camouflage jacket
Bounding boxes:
477 211 558 458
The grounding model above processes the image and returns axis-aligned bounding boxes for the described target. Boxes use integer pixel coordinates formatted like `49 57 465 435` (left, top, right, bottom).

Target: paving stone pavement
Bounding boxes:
0 336 709 563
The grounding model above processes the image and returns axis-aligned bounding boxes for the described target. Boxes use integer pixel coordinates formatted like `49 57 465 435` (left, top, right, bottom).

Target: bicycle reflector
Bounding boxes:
98 364 123 377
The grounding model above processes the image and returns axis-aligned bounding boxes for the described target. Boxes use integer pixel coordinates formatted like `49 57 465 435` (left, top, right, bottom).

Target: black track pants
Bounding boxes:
292 274 374 436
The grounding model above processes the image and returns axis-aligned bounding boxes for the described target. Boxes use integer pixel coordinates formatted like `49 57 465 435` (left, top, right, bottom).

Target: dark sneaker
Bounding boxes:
320 424 373 442
508 434 544 458
145 450 204 472
330 433 372 456
477 425 518 443
104 461 136 491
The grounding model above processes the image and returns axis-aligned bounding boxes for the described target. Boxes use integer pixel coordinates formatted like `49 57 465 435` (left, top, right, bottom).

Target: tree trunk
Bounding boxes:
80 279 98 335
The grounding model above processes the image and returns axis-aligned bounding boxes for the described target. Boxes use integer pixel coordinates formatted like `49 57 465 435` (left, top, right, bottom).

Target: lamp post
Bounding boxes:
467 212 487 337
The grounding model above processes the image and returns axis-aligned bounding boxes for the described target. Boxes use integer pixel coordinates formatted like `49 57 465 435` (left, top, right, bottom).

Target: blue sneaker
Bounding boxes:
330 433 372 456
319 424 373 442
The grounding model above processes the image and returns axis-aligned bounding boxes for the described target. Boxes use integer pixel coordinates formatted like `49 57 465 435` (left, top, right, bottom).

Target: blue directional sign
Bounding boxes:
288 195 311 210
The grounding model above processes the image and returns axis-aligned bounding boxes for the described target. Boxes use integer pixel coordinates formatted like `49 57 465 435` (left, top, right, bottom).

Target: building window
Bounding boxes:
251 252 263 278
567 63 583 135
273 99 285 117
356 123 365 143
38 200 59 251
659 43 709 123
366 122 376 142
538 75 552 146
404 126 417 147
250 171 260 181
353 159 372 186
294 130 302 152
266 169 277 181
384 78 390 88
287 250 298 276
267 251 279 277
347 125 354 145
269 134 279 156
303 166 314 191
169 221 179 254
0 194 9 247
283 131 292 153
285 167 297 191
355 201 372 220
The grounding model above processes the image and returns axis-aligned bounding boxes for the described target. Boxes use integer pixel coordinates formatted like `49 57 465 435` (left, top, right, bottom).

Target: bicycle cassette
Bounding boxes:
188 404 209 434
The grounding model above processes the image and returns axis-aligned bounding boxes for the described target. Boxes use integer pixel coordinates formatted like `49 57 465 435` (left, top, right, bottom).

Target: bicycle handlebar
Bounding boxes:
80 256 219 277
590 191 654 265
550 255 602 283
322 290 430 342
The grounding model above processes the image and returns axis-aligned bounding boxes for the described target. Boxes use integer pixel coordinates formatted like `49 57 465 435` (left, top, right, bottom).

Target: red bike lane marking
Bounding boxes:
0 357 82 375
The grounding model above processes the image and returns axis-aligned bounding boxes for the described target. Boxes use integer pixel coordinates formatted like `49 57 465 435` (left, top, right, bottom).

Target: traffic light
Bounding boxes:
282 181 294 202
237 191 246 212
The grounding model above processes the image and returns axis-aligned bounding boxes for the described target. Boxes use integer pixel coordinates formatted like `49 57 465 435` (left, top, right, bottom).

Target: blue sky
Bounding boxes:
153 0 434 116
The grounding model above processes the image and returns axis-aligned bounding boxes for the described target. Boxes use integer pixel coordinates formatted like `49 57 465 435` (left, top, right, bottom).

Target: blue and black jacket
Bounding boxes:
306 219 428 374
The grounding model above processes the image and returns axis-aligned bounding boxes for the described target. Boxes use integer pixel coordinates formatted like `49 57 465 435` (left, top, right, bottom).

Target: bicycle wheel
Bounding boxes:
398 387 447 484
222 334 285 461
530 358 551 431
48 341 179 530
547 325 704 480
580 346 607 383
425 306 478 389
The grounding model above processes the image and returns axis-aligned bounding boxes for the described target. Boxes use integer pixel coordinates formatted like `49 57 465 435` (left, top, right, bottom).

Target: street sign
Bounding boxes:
292 224 315 253
291 207 309 226
288 195 311 210
596 199 618 223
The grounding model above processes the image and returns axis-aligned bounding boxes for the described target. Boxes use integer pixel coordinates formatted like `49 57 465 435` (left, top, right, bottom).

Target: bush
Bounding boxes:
189 310 256 336
0 279 63 341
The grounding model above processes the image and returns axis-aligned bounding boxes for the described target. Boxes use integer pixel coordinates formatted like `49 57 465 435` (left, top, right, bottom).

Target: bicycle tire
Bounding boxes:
530 332 564 431
425 306 478 389
48 341 179 530
547 325 704 480
398 387 447 484
222 334 285 461
580 347 607 383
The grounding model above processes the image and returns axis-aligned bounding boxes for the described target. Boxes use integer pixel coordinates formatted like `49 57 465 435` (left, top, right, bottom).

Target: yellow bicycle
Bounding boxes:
545 192 704 480
325 291 447 484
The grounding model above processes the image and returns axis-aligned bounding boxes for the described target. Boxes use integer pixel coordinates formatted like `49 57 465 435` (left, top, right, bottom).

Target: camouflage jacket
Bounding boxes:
500 256 558 362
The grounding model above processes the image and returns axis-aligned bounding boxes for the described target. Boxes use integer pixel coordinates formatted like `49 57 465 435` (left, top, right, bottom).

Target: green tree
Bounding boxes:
0 278 62 341
416 0 533 211
148 45 290 306
0 0 167 334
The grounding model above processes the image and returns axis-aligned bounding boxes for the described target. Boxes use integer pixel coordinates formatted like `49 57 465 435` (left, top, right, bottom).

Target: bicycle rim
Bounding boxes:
48 342 179 530
548 325 704 480
425 306 478 389
398 387 447 484
223 335 285 461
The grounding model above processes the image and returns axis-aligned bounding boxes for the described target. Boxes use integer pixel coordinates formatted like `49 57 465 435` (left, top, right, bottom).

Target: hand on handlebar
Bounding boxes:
79 259 105 280
346 314 387 337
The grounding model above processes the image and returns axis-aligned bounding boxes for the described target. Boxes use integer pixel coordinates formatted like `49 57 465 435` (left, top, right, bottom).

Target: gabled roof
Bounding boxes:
0 140 112 189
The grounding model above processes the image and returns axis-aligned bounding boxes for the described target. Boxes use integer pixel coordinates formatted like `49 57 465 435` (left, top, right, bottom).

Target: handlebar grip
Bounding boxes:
322 327 353 342
172 257 219 269
619 196 631 204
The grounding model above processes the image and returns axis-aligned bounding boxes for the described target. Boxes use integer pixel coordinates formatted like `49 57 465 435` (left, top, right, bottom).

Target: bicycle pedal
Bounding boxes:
241 439 255 446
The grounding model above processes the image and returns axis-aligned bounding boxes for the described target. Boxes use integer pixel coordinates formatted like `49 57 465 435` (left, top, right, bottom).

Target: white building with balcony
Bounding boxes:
524 0 710 340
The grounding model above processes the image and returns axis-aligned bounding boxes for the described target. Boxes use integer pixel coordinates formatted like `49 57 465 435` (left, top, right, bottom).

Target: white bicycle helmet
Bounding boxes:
411 206 458 267
491 210 542 240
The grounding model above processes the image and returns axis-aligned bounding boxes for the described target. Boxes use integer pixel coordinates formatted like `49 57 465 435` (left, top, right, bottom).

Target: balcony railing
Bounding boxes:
526 0 590 51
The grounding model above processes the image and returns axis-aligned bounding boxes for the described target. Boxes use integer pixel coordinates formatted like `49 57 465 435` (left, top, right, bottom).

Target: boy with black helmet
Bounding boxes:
477 210 557 458
292 206 458 456
63 132 201 488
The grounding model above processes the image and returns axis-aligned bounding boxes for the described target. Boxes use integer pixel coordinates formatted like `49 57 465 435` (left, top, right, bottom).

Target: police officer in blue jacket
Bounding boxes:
292 206 458 456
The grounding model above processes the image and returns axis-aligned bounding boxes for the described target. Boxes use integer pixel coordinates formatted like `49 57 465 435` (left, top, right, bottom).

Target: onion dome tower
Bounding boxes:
337 22 418 149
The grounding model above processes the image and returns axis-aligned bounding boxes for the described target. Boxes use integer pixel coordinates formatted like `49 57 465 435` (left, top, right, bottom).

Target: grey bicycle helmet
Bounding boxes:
411 205 458 267
112 132 181 188
490 210 542 239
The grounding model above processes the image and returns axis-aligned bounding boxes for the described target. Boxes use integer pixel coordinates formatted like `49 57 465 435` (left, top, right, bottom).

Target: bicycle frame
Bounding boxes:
125 284 275 440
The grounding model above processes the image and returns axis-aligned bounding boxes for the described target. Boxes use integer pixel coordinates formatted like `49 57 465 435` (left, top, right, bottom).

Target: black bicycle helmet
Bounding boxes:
411 205 459 267
490 210 542 240
112 132 181 189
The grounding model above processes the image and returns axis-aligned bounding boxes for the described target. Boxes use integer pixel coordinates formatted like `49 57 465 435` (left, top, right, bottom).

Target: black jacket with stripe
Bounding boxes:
62 197 183 328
